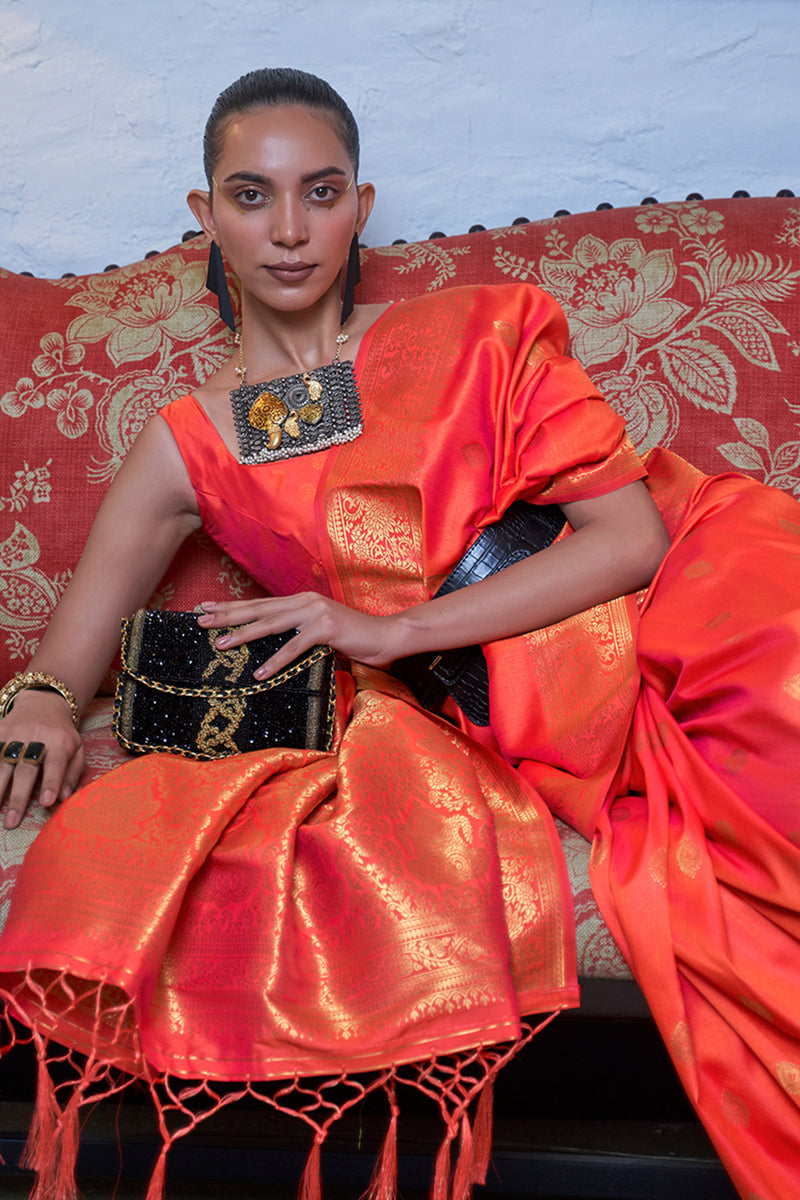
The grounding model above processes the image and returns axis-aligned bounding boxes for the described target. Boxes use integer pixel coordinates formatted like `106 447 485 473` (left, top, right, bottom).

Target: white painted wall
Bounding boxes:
1 0 797 278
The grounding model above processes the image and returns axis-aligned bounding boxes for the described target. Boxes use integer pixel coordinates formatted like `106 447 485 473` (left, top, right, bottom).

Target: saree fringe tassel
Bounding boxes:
1 981 556 1200
299 1135 324 1200
362 1081 399 1200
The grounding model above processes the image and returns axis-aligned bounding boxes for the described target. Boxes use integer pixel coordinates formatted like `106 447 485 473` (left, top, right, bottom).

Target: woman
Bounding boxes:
0 69 798 1200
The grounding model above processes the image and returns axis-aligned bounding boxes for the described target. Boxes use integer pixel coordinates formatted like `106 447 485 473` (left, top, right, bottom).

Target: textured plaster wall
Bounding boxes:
1 0 797 277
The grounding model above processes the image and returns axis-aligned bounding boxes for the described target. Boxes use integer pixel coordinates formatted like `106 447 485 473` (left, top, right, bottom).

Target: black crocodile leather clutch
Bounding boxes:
393 502 565 725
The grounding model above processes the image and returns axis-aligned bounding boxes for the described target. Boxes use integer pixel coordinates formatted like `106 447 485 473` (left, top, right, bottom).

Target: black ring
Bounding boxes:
2 741 24 763
22 741 46 766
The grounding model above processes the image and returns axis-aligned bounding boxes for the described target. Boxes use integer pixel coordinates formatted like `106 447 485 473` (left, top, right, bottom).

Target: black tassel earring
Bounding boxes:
206 240 236 332
340 234 361 326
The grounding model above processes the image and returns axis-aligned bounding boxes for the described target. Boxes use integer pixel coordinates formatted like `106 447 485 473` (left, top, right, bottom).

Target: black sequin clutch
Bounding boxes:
113 610 336 760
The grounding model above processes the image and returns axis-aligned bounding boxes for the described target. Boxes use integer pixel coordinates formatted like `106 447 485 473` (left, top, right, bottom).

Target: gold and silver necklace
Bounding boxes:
230 322 363 465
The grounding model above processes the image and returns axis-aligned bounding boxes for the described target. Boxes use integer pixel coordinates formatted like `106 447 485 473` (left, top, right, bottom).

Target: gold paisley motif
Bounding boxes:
741 995 774 1022
783 672 800 702
776 1061 800 1095
648 847 668 888
492 319 518 347
303 374 323 403
705 611 732 630
723 748 749 774
284 412 301 439
683 559 714 579
721 1089 751 1127
713 819 738 844
670 1020 694 1066
676 837 703 878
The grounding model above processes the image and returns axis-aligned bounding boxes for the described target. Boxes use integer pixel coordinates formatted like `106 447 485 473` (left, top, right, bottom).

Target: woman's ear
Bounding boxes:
187 189 216 240
355 182 375 237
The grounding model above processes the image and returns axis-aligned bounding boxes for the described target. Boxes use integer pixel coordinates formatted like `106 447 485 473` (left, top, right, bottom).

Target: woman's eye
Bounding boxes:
308 185 337 204
236 188 269 207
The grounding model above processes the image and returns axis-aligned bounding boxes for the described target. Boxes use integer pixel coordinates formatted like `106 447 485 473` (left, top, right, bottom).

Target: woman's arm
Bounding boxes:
198 479 669 674
0 415 201 826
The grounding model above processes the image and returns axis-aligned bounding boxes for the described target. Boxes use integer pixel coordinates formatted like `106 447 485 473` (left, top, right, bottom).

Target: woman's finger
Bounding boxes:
38 747 73 807
59 753 86 801
3 751 47 829
198 595 317 632
252 629 322 680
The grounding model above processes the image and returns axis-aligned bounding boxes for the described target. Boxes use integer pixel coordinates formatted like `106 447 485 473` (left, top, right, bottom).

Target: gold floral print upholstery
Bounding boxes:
0 241 254 680
364 199 800 476
1 198 798 977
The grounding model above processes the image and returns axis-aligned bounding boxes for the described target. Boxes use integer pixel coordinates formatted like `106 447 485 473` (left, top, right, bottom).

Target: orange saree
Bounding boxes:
1 282 798 1200
0 283 623 1198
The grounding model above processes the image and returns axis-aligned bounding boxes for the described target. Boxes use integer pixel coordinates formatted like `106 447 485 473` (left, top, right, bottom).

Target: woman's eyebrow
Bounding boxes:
221 166 349 186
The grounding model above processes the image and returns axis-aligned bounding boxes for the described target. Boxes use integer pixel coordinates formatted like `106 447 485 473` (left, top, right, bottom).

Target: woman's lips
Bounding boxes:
265 262 316 283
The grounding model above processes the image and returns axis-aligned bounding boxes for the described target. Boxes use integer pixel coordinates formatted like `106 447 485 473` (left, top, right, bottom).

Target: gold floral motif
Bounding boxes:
65 257 219 367
776 207 800 247
32 332 85 378
89 368 189 483
373 241 472 291
0 461 52 513
717 402 800 498
537 234 689 369
594 371 676 453
45 381 94 439
783 673 800 702
1 376 45 418
497 203 800 458
327 486 425 615
0 521 69 660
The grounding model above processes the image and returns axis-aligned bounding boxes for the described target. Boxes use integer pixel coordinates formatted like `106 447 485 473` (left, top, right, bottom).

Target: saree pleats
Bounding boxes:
590 470 800 1199
0 670 576 1082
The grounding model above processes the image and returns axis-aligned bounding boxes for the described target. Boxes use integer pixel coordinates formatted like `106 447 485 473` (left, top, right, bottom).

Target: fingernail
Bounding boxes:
215 635 231 648
4 812 19 830
40 790 55 807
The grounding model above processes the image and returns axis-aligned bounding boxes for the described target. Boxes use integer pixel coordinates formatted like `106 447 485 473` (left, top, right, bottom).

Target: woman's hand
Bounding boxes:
0 690 84 830
198 481 671 683
197 593 401 677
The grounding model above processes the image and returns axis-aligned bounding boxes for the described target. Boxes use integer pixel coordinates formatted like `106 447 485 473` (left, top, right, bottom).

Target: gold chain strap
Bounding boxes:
123 643 332 697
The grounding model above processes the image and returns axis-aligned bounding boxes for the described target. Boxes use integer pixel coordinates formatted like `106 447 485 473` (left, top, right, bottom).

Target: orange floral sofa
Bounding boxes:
2 195 800 995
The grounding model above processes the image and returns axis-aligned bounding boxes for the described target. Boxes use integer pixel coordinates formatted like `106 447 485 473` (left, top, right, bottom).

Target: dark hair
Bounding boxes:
203 68 360 187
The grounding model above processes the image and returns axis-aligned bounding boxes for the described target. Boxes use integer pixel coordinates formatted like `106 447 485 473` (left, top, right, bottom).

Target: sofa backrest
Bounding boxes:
2 197 799 681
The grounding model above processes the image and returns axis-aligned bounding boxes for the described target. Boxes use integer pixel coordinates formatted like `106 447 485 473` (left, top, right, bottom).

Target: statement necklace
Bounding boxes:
230 322 363 465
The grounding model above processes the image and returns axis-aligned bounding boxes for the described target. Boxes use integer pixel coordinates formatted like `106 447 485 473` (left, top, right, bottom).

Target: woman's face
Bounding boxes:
194 104 372 317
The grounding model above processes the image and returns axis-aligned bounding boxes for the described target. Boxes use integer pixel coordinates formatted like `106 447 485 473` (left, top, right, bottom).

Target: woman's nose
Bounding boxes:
269 194 309 247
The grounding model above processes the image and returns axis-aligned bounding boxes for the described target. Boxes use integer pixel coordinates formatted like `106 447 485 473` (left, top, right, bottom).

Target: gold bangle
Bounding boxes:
0 672 80 727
